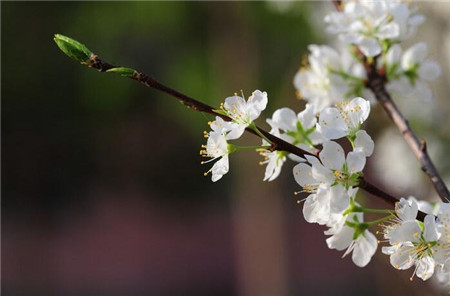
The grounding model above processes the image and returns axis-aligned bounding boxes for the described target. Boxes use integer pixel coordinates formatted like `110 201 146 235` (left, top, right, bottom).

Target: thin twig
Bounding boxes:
87 55 311 158
364 60 450 202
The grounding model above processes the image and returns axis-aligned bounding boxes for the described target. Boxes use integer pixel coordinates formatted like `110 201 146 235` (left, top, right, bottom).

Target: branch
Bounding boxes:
54 34 427 219
364 60 450 203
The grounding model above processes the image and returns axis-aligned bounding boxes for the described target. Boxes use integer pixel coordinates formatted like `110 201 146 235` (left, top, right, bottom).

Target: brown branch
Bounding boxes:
331 0 343 11
65 48 421 216
87 54 311 159
364 60 450 203
358 178 426 221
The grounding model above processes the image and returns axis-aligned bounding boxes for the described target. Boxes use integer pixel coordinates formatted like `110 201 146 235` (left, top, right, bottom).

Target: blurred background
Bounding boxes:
2 2 450 295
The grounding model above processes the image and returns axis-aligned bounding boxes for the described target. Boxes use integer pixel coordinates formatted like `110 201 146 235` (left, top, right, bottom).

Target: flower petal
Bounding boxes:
320 141 345 171
211 156 229 182
416 256 435 281
271 107 297 131
329 184 350 213
354 130 374 157
247 90 268 121
423 214 439 242
346 151 366 173
418 61 441 82
293 163 315 187
317 108 348 140
326 225 353 251
352 231 377 267
389 245 415 270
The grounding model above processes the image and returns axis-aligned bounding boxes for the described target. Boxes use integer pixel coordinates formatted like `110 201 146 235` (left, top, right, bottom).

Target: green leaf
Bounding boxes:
106 67 136 77
54 34 93 63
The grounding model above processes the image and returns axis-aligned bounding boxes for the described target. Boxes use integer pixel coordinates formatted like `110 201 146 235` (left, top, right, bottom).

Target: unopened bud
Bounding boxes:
54 34 93 64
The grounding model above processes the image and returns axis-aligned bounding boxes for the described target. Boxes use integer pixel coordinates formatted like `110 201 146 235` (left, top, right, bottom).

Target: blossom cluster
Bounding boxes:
200 90 268 182
294 0 441 114
293 97 377 267
382 198 449 282
198 0 448 288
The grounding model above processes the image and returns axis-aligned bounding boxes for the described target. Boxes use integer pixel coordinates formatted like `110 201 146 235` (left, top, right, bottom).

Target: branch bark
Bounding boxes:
365 61 450 203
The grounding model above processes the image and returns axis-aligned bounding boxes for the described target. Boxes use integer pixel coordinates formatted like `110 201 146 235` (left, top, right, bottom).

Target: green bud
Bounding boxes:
54 34 93 63
106 67 136 77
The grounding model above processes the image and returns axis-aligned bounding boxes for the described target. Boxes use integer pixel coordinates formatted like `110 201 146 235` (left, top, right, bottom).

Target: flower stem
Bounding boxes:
367 214 395 227
249 123 272 144
232 145 272 151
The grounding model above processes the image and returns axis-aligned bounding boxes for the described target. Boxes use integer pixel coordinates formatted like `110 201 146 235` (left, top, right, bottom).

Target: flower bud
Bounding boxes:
54 34 93 64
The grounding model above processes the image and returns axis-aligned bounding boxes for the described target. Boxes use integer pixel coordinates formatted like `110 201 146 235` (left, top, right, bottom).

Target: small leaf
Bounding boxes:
106 67 136 77
54 34 93 63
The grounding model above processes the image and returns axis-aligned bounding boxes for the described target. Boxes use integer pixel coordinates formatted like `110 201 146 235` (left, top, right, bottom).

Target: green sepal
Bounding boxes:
106 67 136 77
352 223 369 240
54 34 93 64
227 144 237 154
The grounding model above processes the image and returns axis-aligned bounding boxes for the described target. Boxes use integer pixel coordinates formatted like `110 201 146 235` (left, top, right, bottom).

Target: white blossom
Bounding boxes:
385 43 441 102
294 45 350 113
221 90 268 140
325 0 425 57
317 97 371 140
293 141 367 224
325 211 378 267
381 198 445 281
259 125 287 182
200 131 231 182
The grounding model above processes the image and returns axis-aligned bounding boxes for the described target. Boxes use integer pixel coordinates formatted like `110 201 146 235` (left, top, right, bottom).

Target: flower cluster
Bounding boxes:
293 97 377 266
381 198 450 281
197 0 449 288
325 0 424 57
200 90 268 182
259 103 324 181
294 0 440 114
384 42 441 102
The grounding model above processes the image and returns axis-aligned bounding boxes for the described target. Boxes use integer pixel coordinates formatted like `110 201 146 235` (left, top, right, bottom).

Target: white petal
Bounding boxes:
311 163 335 184
247 90 268 120
346 97 371 129
409 15 425 26
352 231 377 267
346 151 366 173
320 141 345 171
396 198 418 221
210 116 237 134
402 42 427 69
354 130 374 157
271 107 297 131
390 245 415 270
385 44 402 66
303 185 331 225
377 22 400 39
211 156 229 182
329 184 350 213
297 104 317 130
317 108 348 140
264 152 285 182
326 225 353 251
416 256 435 281
224 95 246 113
358 37 381 57
418 61 441 82
226 125 246 140
293 163 315 187
389 220 421 244
424 215 439 242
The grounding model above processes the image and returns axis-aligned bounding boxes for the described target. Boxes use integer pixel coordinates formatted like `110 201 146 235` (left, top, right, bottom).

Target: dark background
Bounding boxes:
2 2 448 295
